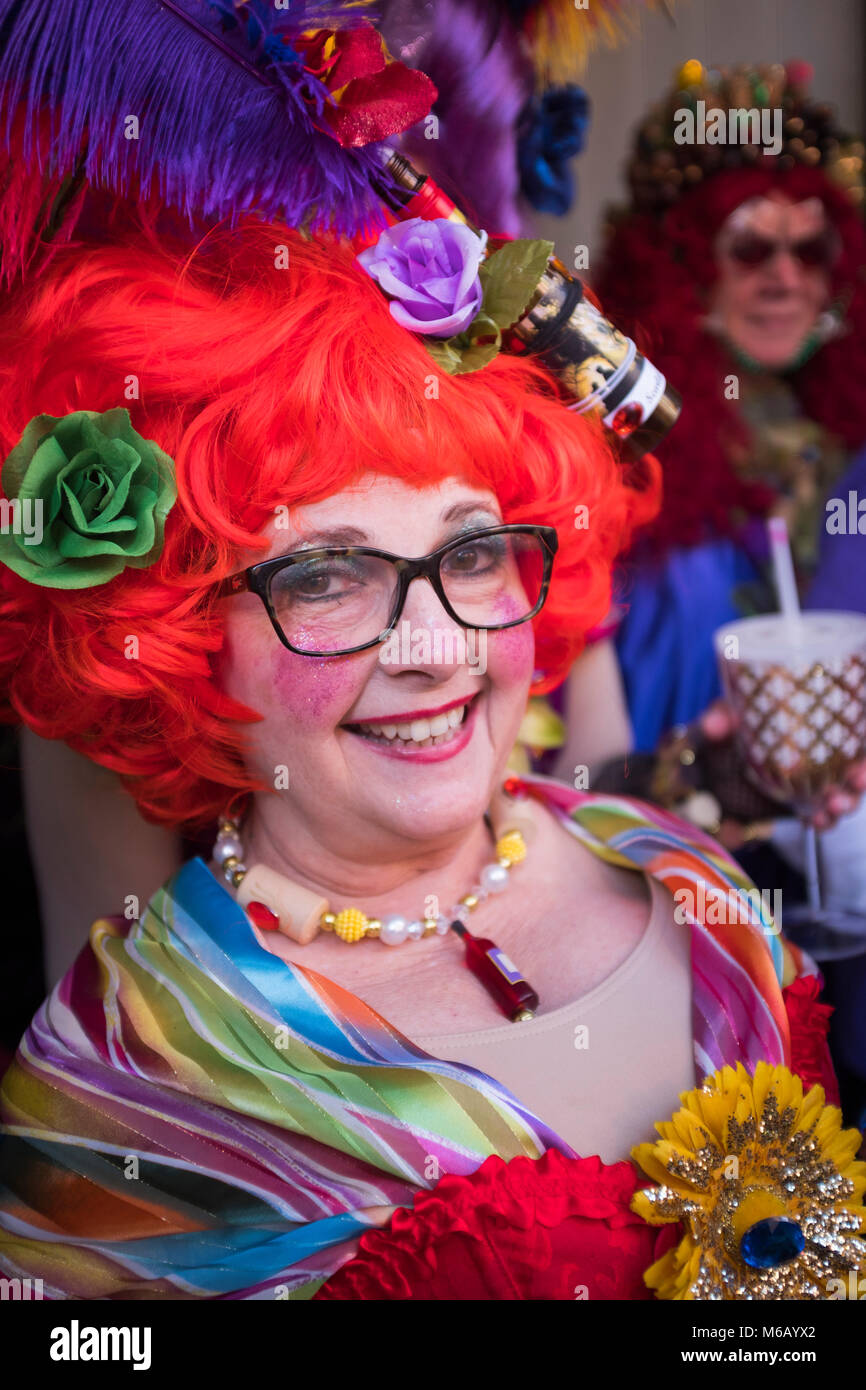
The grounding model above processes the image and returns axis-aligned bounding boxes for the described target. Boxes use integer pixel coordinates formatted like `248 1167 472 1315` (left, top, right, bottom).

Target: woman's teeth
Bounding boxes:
353 703 467 746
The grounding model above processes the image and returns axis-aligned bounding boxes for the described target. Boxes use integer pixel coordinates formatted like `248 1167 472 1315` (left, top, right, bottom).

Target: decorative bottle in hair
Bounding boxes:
378 151 681 459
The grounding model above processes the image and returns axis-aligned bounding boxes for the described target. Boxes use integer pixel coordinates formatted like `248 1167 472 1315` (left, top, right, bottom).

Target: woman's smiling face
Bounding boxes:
218 475 537 854
710 194 833 369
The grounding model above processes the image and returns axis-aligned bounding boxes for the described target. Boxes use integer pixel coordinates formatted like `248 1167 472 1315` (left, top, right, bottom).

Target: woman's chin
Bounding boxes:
732 322 815 370
341 726 498 841
374 786 493 844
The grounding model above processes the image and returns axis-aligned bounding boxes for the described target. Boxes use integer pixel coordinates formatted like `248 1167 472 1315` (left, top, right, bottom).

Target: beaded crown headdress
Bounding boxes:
626 59 866 217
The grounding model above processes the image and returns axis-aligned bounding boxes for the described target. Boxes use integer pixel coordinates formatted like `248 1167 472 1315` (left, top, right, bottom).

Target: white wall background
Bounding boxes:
529 0 866 267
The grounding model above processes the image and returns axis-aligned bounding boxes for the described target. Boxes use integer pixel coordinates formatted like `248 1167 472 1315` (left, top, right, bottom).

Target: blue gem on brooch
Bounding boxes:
740 1216 806 1269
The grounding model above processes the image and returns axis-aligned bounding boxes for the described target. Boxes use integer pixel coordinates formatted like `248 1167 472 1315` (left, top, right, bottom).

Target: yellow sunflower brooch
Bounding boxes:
631 1062 866 1299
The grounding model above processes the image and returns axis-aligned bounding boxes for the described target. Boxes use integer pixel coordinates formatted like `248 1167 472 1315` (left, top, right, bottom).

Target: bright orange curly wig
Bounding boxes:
0 218 659 830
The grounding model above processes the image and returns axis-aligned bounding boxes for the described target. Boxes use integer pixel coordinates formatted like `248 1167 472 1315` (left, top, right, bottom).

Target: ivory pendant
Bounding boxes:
237 863 327 945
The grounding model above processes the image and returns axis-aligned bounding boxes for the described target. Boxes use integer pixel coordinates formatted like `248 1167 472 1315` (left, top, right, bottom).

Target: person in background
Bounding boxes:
555 60 866 1111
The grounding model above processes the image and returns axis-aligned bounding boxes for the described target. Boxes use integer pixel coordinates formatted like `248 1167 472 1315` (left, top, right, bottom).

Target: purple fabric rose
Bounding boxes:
357 218 486 337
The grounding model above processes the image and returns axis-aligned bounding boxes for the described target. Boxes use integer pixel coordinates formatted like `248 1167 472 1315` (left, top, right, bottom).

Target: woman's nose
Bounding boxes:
765 248 805 289
378 576 474 676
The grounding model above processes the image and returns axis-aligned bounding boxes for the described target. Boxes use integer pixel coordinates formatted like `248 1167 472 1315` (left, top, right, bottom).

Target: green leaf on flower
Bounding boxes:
423 338 464 374
478 239 554 330
451 340 500 374
421 238 552 377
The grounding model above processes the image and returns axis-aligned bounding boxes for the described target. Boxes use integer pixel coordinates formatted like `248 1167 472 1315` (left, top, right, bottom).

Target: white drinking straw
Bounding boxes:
767 515 821 911
767 515 801 622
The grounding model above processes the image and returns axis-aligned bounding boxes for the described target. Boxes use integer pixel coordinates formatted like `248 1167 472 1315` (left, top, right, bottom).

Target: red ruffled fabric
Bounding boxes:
783 974 840 1106
314 1150 678 1301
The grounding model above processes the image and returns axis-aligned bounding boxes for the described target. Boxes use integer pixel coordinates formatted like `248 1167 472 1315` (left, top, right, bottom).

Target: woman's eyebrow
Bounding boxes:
279 504 500 556
289 526 369 548
440 500 500 523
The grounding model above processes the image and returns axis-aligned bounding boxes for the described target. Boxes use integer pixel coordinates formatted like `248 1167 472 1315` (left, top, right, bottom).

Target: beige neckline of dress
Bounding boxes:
413 874 673 1048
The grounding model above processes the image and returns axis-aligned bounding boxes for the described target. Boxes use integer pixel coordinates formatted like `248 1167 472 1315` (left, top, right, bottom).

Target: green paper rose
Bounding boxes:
0 408 177 589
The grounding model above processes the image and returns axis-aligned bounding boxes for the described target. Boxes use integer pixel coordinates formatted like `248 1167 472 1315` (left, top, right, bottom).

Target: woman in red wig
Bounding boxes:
0 211 851 1301
555 60 866 1114
560 61 866 770
577 61 866 760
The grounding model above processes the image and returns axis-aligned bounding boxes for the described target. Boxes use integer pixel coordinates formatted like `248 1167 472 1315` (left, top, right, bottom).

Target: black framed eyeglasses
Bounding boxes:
215 524 559 657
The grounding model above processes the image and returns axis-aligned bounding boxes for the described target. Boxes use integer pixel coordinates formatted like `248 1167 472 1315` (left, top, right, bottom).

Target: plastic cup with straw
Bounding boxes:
714 516 866 935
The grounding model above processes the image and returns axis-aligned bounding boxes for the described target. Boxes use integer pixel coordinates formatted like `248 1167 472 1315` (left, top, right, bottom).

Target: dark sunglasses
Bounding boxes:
726 230 838 271
214 523 559 657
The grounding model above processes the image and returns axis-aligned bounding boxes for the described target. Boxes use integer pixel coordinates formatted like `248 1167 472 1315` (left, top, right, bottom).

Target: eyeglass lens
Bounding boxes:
267 531 547 654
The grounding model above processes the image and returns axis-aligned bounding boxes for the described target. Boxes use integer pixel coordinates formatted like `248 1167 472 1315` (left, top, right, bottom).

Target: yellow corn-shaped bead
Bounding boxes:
333 907 369 943
495 830 526 866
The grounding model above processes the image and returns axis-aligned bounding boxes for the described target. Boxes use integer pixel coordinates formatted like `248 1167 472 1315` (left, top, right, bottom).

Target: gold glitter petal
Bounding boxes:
671 1109 719 1152
691 1090 736 1145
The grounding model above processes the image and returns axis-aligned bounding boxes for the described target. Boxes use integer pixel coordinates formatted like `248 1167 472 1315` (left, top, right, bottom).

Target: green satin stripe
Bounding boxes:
552 802 638 866
573 802 647 846
424 1073 547 1159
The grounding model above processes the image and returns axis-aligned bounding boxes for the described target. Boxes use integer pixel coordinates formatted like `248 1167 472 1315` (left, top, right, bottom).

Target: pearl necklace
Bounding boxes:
213 815 527 946
211 778 541 1021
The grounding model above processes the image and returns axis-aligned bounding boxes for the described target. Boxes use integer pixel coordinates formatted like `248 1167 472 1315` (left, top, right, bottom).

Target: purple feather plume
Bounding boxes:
0 0 395 251
381 0 532 236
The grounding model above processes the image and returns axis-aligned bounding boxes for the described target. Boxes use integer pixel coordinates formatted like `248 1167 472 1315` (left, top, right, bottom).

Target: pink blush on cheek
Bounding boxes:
488 596 535 678
489 621 535 677
270 645 363 722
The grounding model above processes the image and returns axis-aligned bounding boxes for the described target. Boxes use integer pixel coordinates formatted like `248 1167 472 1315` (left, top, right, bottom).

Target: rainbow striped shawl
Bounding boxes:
0 777 809 1299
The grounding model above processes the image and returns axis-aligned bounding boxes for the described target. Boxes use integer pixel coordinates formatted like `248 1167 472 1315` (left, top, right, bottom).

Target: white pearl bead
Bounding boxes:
380 914 409 946
480 862 510 893
214 834 243 865
407 920 424 941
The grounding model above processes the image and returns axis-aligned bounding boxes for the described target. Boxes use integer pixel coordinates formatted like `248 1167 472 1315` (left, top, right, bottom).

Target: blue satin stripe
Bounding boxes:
92 1211 370 1293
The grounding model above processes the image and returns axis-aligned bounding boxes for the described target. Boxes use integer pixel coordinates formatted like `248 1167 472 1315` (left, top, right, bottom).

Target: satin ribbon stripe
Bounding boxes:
0 780 804 1297
516 775 787 988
